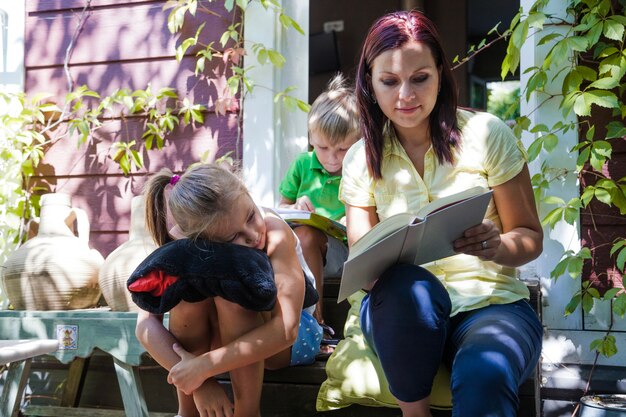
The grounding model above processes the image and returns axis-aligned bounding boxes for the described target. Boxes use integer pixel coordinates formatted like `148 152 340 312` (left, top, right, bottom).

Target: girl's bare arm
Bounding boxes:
167 214 305 394
135 311 181 370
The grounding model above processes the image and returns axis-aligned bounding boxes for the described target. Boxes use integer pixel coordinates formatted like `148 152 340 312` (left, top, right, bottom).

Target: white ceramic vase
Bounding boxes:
98 195 157 311
1 193 104 310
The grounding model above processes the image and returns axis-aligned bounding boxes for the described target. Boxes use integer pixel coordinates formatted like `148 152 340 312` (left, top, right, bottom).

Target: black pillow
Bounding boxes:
127 239 278 314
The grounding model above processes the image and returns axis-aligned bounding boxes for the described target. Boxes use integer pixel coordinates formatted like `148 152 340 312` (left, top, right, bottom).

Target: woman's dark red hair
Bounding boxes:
355 10 461 179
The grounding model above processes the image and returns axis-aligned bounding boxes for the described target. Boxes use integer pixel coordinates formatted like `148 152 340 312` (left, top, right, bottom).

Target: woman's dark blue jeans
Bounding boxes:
360 264 543 417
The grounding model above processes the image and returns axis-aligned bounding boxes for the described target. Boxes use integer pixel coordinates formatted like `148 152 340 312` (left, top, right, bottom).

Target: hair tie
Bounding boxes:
170 175 180 186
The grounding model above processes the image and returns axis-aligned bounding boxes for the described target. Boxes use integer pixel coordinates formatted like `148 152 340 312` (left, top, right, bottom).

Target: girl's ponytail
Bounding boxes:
144 168 174 246
144 163 249 243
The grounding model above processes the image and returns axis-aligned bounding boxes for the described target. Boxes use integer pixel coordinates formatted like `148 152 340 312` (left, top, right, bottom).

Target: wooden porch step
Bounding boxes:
214 354 539 417
9 280 541 417
22 406 172 417
213 278 543 417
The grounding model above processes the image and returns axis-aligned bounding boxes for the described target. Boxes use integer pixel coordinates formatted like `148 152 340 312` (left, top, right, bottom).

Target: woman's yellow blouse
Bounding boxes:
339 109 531 316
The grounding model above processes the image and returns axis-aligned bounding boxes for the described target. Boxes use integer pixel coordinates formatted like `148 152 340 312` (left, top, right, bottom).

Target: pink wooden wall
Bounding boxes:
25 0 241 257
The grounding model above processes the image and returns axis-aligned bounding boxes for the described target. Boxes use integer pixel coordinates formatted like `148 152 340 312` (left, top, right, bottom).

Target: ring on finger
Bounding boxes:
481 240 488 250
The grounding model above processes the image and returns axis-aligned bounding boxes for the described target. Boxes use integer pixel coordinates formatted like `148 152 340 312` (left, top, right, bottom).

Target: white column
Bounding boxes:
0 1 25 309
0 1 25 92
520 0 626 365
242 1 309 207
277 1 310 185
520 0 581 330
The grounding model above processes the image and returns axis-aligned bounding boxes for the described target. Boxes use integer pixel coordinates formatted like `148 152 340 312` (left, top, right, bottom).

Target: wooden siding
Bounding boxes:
581 137 626 293
24 0 240 257
578 103 626 295
26 57 230 112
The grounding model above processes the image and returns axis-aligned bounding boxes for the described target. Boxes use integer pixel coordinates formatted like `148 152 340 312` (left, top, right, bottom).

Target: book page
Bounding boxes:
338 226 411 302
338 188 493 302
275 208 346 241
348 212 415 259
399 221 426 264
413 190 493 265
274 208 313 220
416 186 487 218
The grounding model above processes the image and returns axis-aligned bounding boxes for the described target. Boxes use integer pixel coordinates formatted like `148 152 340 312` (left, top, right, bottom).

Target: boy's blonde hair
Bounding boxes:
144 164 248 246
308 73 360 146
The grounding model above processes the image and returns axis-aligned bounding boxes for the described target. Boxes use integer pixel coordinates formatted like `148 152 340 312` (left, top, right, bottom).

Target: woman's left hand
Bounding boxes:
453 219 501 261
167 343 207 395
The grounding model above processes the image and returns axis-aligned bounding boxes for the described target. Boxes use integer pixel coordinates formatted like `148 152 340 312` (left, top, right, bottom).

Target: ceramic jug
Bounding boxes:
98 195 157 311
1 193 104 310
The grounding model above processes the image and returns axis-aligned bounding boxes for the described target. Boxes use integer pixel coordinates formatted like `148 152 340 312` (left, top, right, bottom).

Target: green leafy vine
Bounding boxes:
0 0 307 305
502 0 626 357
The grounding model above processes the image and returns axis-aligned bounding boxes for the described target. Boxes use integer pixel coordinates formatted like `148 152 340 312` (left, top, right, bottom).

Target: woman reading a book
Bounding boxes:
339 10 543 417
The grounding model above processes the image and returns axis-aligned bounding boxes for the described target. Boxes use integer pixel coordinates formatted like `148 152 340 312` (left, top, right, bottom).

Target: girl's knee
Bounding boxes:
169 299 214 344
214 297 265 339
214 296 261 319
294 225 326 248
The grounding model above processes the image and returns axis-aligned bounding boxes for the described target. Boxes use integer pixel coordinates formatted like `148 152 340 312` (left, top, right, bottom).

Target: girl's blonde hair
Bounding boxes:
143 164 248 246
308 73 360 145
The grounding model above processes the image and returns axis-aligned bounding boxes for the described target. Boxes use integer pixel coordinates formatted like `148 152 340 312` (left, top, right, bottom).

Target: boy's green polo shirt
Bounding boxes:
279 151 345 221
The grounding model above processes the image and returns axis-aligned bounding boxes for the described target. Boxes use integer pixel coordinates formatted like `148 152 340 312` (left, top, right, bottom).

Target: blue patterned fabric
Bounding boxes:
290 310 323 366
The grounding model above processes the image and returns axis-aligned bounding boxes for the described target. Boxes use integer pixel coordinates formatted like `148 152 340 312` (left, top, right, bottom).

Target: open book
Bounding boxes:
275 208 347 242
337 186 493 302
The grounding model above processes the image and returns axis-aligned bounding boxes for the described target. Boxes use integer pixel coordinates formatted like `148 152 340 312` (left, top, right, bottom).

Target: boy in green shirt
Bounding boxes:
279 74 359 350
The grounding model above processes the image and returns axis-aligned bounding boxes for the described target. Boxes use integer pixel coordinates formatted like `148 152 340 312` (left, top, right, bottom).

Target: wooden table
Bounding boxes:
0 310 159 417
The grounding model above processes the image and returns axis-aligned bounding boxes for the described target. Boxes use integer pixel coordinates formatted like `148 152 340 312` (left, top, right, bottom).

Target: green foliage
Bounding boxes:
453 22 510 69
166 0 308 112
551 248 592 282
487 83 520 121
0 93 46 253
1 0 307 305
502 0 626 357
590 334 618 358
0 83 185 276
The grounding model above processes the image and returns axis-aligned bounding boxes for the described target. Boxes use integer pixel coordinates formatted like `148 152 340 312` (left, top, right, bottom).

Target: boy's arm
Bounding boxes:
279 153 306 204
278 196 295 207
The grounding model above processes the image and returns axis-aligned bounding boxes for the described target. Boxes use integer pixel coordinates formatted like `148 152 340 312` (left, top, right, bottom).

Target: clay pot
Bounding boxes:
98 195 156 311
1 193 104 310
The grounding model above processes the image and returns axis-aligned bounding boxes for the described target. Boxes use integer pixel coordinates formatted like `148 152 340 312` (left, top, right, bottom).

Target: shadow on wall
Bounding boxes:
23 2 241 256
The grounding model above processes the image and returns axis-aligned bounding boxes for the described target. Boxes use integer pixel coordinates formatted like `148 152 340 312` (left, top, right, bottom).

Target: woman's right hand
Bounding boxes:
193 379 234 417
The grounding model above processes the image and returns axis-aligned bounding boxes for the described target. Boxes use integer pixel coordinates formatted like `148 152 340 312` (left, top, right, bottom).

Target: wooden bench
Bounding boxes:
0 280 542 417
0 310 155 417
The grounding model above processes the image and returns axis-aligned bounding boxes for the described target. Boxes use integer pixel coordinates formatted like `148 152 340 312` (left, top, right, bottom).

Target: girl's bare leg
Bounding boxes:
293 226 327 324
169 299 224 417
214 297 265 417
